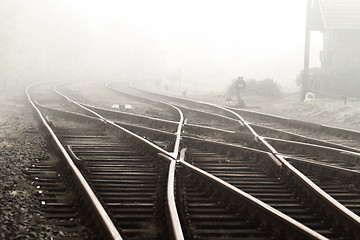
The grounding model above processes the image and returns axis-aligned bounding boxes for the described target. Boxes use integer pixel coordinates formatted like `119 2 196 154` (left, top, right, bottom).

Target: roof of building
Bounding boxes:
312 0 360 29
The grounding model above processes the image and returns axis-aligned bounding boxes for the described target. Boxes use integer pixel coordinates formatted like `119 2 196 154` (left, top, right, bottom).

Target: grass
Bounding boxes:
16 181 36 196
140 222 158 238
43 155 60 167
57 191 76 204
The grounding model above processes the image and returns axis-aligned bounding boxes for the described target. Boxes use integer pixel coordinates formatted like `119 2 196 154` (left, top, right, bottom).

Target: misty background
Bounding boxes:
1 0 322 92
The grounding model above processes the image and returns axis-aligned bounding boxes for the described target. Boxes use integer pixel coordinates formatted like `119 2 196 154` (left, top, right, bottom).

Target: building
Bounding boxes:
311 0 360 69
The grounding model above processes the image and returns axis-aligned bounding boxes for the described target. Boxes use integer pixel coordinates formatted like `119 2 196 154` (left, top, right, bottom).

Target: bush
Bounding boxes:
227 78 282 97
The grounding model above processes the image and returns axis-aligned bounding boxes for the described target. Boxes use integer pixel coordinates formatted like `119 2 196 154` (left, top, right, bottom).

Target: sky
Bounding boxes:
65 0 321 91
1 0 322 92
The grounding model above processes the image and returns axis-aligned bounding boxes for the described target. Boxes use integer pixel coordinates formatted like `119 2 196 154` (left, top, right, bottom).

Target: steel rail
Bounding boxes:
106 81 179 115
226 106 290 123
115 120 176 135
128 84 246 121
190 104 360 232
26 82 123 240
51 101 180 154
128 82 237 117
177 104 244 125
184 123 236 134
51 97 246 154
127 83 279 158
130 84 360 234
127 84 281 162
56 98 241 148
54 83 175 159
105 81 181 119
158 153 185 240
178 149 328 240
228 106 360 145
80 102 244 152
51 80 360 237
250 123 360 153
284 155 360 176
79 102 183 157
105 81 184 159
266 136 360 163
80 102 179 126
53 82 186 237
37 98 175 160
171 104 184 159
197 101 360 232
35 102 101 123
36 99 186 239
180 105 360 155
120 82 329 238
275 153 360 230
182 135 282 167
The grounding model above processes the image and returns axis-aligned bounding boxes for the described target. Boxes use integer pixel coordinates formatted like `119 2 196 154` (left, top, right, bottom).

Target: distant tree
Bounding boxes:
227 78 282 98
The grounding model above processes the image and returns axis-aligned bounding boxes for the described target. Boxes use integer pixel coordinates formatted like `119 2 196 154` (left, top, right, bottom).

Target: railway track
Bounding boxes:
228 107 360 152
183 137 360 239
129 84 360 170
57 126 170 239
127 82 360 238
23 80 360 239
25 154 96 239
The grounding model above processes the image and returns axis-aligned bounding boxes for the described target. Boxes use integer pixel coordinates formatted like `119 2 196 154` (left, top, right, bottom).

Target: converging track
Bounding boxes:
25 80 360 239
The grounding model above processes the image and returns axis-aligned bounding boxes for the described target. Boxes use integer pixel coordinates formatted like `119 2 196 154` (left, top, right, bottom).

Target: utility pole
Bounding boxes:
302 0 312 101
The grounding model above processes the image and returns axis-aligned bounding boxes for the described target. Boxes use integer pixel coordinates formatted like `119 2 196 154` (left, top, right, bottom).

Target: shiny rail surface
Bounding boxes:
26 80 360 239
26 82 123 240
178 150 326 239
128 83 360 239
28 81 187 239
228 107 360 151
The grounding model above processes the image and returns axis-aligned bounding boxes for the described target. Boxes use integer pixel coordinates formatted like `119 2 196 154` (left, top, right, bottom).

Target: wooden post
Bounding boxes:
302 0 312 101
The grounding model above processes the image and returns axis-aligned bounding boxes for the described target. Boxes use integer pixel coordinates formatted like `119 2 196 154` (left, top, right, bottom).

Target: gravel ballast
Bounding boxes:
0 86 93 239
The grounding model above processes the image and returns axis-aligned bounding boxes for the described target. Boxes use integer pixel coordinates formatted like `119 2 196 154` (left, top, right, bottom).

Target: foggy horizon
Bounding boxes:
1 0 322 92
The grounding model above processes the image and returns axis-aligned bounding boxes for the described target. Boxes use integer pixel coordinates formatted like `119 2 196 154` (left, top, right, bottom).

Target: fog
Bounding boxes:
1 0 321 92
